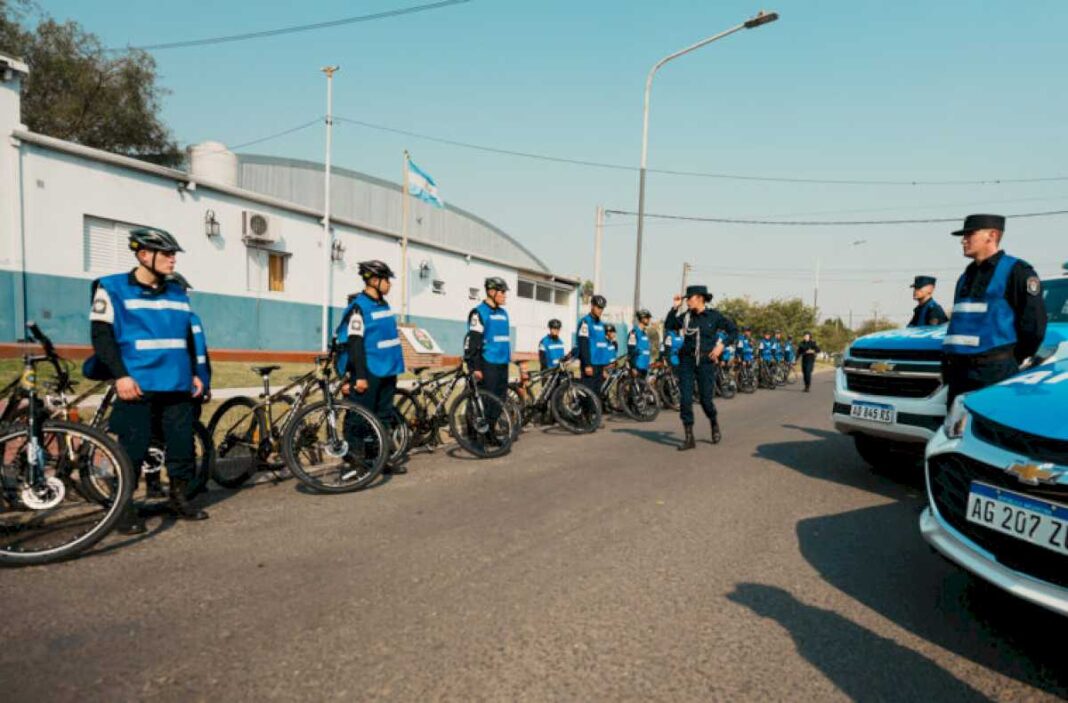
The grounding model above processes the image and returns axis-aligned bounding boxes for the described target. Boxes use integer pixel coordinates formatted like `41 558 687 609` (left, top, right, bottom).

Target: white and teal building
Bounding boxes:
0 53 579 356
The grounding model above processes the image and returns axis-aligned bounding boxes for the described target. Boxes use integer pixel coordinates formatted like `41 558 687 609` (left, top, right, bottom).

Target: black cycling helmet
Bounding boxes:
485 276 509 293
605 323 617 333
128 227 183 254
167 272 192 291
359 259 395 281
636 308 652 321
591 294 607 308
548 319 562 329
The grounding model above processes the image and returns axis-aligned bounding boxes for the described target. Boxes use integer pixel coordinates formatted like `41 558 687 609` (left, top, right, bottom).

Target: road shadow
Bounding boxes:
755 424 1068 696
727 583 991 702
611 427 680 449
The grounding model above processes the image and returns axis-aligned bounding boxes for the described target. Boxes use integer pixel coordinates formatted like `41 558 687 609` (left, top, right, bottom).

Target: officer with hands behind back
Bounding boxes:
942 214 1047 406
577 294 613 398
538 319 568 370
664 285 738 451
627 310 653 377
465 277 513 422
89 228 208 534
908 275 947 327
336 260 407 475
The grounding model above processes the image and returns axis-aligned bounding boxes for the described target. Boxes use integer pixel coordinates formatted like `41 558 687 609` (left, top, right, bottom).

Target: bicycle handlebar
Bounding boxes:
26 321 57 359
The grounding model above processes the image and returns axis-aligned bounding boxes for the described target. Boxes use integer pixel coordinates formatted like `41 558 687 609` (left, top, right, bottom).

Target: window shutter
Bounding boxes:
84 217 120 273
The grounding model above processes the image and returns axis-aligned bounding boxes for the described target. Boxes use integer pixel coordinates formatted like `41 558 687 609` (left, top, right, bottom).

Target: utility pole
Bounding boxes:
813 256 821 316
319 65 339 352
593 206 604 294
680 262 692 296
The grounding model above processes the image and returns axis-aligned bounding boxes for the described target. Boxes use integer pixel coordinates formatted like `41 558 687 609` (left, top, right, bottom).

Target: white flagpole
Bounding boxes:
320 65 339 352
401 150 411 323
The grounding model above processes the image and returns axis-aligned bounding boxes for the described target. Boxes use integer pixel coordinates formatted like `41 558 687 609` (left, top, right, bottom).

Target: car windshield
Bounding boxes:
1043 278 1068 323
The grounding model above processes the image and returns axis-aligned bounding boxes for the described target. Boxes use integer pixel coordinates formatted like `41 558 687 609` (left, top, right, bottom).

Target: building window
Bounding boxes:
469 287 480 300
83 215 145 274
535 284 553 303
432 280 445 295
554 289 570 306
268 253 286 292
517 280 535 299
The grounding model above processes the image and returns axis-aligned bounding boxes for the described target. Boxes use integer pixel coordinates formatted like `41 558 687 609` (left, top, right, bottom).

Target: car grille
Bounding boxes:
850 347 943 363
845 372 941 398
970 411 1068 467
928 453 1068 589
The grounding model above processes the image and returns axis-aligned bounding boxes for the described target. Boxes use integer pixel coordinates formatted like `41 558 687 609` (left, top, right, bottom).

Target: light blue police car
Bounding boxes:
921 277 1068 615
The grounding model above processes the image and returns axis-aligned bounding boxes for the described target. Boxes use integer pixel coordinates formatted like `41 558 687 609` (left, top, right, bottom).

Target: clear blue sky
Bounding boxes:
35 0 1068 324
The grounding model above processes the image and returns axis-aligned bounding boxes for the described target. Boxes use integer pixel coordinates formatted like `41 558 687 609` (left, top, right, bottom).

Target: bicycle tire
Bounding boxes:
617 377 660 422
207 396 265 489
504 394 524 442
281 398 388 493
385 405 411 466
0 420 134 567
393 387 435 449
447 390 512 458
549 383 601 434
718 369 737 399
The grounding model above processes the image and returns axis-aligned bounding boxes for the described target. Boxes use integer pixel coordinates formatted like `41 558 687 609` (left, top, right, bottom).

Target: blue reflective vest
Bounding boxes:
944 254 1019 356
336 292 406 377
739 337 754 362
772 340 784 362
664 330 682 366
630 327 651 370
190 312 211 390
580 313 614 366
759 338 774 361
474 301 511 365
96 273 194 393
539 334 567 369
784 342 795 364
908 298 939 328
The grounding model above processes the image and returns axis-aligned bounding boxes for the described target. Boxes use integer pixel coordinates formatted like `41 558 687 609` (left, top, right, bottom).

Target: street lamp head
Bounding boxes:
320 65 340 76
744 10 779 29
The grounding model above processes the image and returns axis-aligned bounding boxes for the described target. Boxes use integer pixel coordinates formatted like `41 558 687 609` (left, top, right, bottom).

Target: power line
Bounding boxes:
115 0 472 51
603 209 1068 227
335 115 1068 187
229 117 324 150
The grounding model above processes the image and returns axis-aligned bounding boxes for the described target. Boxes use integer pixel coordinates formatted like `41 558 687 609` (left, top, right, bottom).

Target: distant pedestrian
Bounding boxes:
797 332 820 392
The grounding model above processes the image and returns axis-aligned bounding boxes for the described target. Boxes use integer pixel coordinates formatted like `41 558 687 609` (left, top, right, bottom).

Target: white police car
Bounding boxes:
921 341 1068 615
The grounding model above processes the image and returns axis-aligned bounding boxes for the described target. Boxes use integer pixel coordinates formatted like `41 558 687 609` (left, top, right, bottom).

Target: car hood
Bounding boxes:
965 350 1068 442
849 325 947 353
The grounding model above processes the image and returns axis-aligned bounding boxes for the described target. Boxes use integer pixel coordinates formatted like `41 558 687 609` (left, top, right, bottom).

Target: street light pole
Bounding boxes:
320 65 339 352
593 205 604 293
633 10 778 312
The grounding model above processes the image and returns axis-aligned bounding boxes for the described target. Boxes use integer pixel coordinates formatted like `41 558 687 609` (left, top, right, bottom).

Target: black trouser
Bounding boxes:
678 357 717 426
801 357 815 389
942 354 1019 407
580 364 606 400
479 362 509 425
346 375 397 452
109 392 194 486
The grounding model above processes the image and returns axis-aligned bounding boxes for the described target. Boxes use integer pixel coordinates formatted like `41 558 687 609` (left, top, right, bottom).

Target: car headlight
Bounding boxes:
944 396 969 439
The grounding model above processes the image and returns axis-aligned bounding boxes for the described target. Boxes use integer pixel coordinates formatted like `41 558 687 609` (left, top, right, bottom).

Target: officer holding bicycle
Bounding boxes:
577 294 613 398
627 309 653 378
664 285 737 450
337 260 407 475
538 319 568 370
88 228 207 534
465 277 512 420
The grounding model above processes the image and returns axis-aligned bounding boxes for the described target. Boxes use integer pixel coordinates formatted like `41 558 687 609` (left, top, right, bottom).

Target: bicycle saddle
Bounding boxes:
252 365 281 376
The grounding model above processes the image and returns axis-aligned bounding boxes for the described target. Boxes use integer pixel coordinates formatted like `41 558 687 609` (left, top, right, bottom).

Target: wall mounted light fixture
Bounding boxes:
204 209 221 237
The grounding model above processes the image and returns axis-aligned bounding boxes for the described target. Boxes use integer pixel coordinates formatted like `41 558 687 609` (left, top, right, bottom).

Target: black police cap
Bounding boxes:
952 213 1005 237
910 275 937 288
684 284 712 301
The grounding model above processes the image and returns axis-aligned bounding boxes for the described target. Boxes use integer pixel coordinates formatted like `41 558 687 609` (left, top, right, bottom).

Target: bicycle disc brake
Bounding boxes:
20 476 65 510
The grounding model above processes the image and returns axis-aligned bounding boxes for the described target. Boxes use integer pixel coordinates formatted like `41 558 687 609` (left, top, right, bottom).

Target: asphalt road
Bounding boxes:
3 371 1066 702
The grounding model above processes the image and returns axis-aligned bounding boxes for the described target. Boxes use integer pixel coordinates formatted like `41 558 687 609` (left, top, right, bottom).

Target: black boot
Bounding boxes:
711 420 722 444
168 480 209 521
115 503 147 535
678 425 696 451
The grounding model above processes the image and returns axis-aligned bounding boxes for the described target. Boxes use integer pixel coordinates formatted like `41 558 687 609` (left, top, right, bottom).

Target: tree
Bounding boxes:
580 280 594 305
1 2 181 165
854 317 899 337
817 317 855 354
717 295 817 341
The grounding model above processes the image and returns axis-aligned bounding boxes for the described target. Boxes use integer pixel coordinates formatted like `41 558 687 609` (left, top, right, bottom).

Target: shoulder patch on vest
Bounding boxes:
347 308 364 336
1026 276 1041 296
89 287 114 324
468 309 484 332
577 321 589 337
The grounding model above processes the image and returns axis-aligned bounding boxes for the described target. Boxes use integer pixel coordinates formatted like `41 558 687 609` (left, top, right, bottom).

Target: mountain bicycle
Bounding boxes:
735 359 758 394
603 358 659 422
510 355 601 433
715 361 737 399
0 323 134 566
393 364 513 458
757 358 778 390
208 347 393 493
649 361 680 410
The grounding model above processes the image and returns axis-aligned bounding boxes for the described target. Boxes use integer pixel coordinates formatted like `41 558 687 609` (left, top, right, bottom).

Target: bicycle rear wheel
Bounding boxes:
550 383 601 434
718 369 737 399
618 378 660 422
658 372 681 410
282 399 388 493
393 388 434 449
447 390 512 458
0 420 134 566
208 397 265 489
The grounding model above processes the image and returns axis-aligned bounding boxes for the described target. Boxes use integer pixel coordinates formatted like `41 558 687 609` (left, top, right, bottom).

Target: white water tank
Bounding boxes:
187 141 238 187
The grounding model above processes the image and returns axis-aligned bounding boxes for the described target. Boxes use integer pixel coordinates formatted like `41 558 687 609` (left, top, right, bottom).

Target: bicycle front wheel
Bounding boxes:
208 397 266 489
0 420 134 567
658 372 681 410
282 399 388 493
550 383 602 434
447 390 513 458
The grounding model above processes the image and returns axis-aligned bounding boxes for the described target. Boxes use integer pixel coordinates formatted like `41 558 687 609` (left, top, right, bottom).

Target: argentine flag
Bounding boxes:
407 156 444 208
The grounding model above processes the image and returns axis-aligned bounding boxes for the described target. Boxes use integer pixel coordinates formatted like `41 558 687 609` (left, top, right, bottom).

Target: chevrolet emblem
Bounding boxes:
1006 462 1063 486
869 362 895 374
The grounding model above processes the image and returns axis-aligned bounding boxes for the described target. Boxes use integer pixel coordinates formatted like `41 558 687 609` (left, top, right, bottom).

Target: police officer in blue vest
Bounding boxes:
605 323 620 358
538 319 568 370
942 214 1047 406
464 277 512 424
627 309 653 377
89 228 207 533
665 285 738 450
907 275 947 327
577 294 613 398
662 328 682 369
337 260 407 475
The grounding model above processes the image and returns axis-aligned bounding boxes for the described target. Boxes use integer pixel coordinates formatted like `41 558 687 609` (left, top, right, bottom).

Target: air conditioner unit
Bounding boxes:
242 211 276 243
